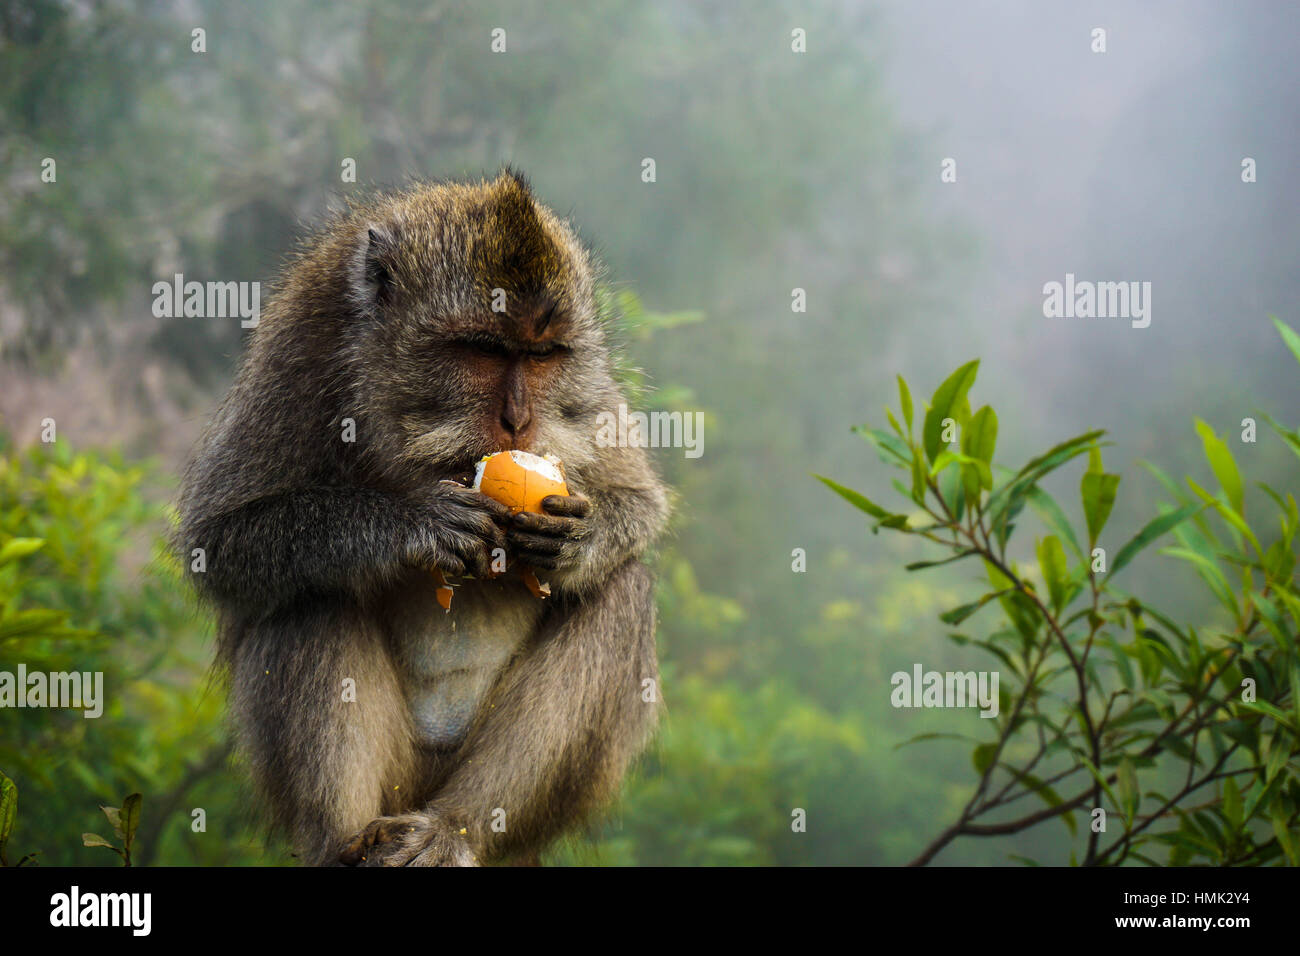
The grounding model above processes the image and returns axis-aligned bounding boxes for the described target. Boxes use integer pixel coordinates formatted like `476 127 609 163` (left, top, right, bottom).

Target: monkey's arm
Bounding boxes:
341 558 659 866
182 483 508 611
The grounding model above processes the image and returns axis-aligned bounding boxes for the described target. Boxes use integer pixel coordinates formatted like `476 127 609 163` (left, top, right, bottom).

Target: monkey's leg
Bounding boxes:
228 595 418 866
341 559 659 867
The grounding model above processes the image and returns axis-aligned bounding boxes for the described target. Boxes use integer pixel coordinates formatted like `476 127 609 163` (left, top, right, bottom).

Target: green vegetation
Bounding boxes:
0 436 271 865
819 318 1300 865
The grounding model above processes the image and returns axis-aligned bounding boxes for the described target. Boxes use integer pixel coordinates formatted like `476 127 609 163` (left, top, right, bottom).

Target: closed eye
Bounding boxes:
528 343 569 358
455 334 511 357
453 334 569 359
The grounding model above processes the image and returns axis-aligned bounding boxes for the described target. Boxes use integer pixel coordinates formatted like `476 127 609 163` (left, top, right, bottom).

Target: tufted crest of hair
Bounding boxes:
336 169 597 324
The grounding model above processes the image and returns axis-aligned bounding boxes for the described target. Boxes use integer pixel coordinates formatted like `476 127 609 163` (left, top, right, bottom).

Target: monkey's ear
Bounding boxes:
350 223 396 312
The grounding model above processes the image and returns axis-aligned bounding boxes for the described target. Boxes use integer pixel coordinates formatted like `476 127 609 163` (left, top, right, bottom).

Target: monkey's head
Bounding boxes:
292 171 618 487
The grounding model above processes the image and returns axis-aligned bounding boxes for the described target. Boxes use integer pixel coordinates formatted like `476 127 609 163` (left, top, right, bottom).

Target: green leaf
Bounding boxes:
958 462 978 511
1222 777 1243 831
938 460 967 522
1157 547 1237 616
1036 535 1068 614
910 451 927 503
813 475 890 520
1024 486 1085 562
0 537 45 567
1136 459 1184 500
631 308 706 335
1020 772 1077 836
929 449 992 488
853 426 912 465
1238 700 1299 732
905 549 979 572
1273 802 1299 865
1102 634 1135 689
898 375 914 434
1080 470 1120 546
1117 756 1139 826
923 360 980 463
1292 665 1300 732
1263 730 1289 784
1104 503 1203 582
121 793 142 850
1009 430 1107 485
102 805 124 840
1260 413 1300 462
1273 316 1300 369
1078 756 1123 817
885 407 905 440
985 431 1106 532
962 406 998 478
1185 477 1262 557
961 405 998 504
0 771 16 863
893 731 979 750
972 742 998 775
1194 418 1244 515
82 832 115 849
940 590 1008 625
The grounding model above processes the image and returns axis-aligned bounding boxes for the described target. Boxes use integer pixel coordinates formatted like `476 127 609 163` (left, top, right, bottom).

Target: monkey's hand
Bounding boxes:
407 481 512 578
339 813 478 867
506 494 593 571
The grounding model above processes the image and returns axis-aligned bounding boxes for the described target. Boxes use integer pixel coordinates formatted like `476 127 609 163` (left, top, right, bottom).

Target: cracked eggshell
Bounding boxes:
471 450 568 514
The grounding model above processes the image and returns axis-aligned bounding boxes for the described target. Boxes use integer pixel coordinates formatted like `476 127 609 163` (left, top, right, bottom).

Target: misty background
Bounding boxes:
1 0 1296 865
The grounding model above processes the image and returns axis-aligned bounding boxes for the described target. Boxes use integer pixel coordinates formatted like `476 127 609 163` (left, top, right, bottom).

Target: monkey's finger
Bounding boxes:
427 546 467 577
438 533 492 578
541 494 591 518
511 511 582 537
506 530 566 555
514 550 560 570
438 485 515 523
340 820 382 865
339 839 365 866
463 543 497 579
440 505 508 547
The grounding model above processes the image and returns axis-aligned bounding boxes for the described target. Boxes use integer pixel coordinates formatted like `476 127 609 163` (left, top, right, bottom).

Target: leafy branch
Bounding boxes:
82 792 143 867
819 317 1300 866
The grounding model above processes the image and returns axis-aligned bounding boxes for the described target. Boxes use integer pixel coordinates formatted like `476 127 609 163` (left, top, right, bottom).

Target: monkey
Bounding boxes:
176 170 669 866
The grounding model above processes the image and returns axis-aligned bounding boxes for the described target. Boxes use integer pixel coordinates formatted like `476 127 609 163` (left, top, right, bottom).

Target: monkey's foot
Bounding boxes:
339 813 478 867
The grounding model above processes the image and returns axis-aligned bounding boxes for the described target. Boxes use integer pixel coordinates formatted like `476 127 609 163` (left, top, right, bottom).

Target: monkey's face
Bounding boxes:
346 175 615 485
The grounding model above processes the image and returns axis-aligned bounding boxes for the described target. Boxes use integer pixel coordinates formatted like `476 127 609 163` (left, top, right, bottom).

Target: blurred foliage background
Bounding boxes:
0 0 1296 865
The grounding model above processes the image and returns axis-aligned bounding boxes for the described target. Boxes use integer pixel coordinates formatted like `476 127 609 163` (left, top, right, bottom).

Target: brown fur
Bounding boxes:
177 170 668 865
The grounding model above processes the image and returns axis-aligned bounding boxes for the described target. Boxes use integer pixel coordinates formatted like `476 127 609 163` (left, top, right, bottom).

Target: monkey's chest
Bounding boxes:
387 573 544 749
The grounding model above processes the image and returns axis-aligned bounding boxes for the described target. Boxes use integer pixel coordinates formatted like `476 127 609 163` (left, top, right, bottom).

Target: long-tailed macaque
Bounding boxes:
177 171 668 865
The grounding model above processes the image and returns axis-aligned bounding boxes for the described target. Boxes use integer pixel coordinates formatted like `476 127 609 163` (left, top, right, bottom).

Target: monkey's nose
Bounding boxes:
501 408 532 437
